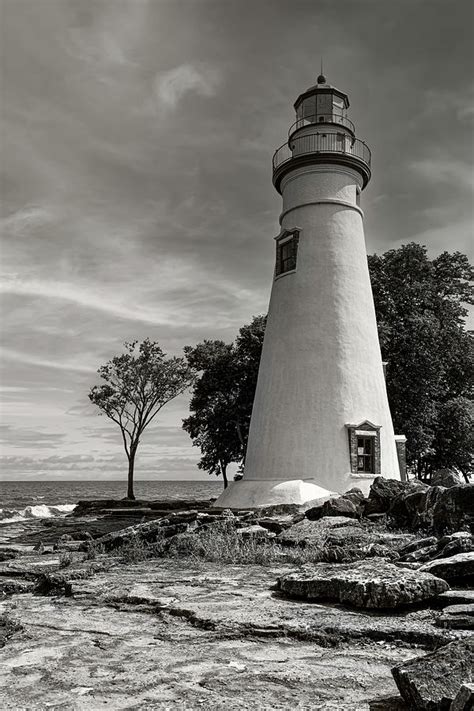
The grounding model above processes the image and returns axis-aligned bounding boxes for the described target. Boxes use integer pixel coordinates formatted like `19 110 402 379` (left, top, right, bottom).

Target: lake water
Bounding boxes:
0 480 223 523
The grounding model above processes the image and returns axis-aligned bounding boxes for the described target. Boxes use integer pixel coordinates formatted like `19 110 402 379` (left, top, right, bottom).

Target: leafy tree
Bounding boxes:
183 316 266 487
368 243 473 478
430 397 474 479
89 339 194 499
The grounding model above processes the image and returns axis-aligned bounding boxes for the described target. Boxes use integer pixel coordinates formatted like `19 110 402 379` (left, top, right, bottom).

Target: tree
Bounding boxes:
183 316 266 487
368 243 474 478
430 397 474 480
89 339 194 499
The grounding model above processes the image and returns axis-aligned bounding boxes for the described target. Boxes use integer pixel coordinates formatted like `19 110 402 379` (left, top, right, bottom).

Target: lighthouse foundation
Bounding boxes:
215 478 337 509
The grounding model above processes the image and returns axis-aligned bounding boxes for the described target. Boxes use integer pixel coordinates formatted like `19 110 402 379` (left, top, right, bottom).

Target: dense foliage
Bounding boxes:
183 316 266 487
89 339 194 499
369 243 473 478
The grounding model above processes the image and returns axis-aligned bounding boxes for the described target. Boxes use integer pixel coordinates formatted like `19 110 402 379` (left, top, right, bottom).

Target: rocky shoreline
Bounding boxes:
1 476 473 710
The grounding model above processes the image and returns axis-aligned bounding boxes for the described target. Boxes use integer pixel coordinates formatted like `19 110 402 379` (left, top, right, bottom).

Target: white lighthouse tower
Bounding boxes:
216 75 402 508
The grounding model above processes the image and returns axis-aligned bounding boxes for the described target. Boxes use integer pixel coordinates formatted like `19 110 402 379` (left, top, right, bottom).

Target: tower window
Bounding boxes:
346 421 381 476
357 437 374 473
275 230 299 277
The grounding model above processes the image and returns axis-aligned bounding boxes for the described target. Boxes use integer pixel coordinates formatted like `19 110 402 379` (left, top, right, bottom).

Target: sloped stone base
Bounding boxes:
213 478 336 509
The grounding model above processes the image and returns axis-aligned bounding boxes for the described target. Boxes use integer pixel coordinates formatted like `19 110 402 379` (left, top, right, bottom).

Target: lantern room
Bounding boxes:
292 74 353 135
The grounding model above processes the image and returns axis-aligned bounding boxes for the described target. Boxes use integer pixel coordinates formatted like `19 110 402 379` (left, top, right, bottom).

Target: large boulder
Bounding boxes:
385 483 474 534
420 552 474 586
389 485 445 531
391 638 474 710
256 516 294 535
305 497 360 521
257 503 301 517
364 477 411 515
437 536 474 560
343 487 365 504
277 559 448 609
90 517 193 551
432 485 474 535
277 517 362 547
236 524 275 540
398 537 438 560
431 469 463 488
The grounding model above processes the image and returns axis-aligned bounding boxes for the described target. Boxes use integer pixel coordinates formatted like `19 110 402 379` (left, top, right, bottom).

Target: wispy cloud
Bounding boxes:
0 347 96 374
409 158 474 190
1 205 56 233
0 425 65 449
155 63 221 109
0 277 173 326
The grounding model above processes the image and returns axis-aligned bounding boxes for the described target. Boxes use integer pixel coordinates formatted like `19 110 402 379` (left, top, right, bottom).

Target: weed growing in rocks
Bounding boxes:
0 611 23 648
165 521 382 566
110 520 406 567
83 541 105 561
118 536 162 563
58 551 73 568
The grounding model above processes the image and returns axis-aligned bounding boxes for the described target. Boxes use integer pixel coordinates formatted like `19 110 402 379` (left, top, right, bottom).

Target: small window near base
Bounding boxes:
346 421 381 476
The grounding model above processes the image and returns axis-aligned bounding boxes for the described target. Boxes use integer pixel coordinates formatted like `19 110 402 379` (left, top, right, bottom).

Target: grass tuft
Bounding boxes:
58 551 73 568
83 541 106 561
112 520 400 567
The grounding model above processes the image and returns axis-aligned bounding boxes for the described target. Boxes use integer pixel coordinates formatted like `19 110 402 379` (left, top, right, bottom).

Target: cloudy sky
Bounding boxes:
1 0 473 482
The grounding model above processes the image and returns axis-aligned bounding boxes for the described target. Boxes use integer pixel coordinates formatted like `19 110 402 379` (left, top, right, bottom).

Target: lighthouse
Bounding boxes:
216 75 402 508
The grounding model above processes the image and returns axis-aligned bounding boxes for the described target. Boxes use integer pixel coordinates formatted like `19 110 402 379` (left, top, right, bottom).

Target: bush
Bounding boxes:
83 541 105 561
0 612 22 648
58 551 73 568
117 536 162 563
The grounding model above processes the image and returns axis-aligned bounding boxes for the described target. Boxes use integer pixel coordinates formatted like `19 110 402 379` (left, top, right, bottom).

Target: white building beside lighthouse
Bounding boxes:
216 75 403 508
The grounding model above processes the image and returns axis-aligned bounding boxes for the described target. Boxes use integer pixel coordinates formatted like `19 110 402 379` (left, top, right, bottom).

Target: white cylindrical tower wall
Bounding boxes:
240 164 399 496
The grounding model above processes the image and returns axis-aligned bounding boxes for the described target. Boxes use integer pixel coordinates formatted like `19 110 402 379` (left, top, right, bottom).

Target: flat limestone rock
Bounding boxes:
435 590 474 607
93 518 193 551
420 552 474 585
0 577 36 595
112 584 177 608
278 559 449 609
392 638 474 710
277 517 362 547
436 604 474 631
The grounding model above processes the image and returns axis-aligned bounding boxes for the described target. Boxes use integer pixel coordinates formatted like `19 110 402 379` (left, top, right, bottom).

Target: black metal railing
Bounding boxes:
289 113 355 136
272 131 371 172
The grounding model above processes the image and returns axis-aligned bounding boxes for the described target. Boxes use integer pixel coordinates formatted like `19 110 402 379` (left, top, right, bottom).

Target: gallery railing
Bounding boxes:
288 113 355 136
272 131 371 173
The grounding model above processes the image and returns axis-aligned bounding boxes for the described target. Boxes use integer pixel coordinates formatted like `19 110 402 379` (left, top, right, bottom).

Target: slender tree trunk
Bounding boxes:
127 450 136 500
235 421 247 470
220 460 228 489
